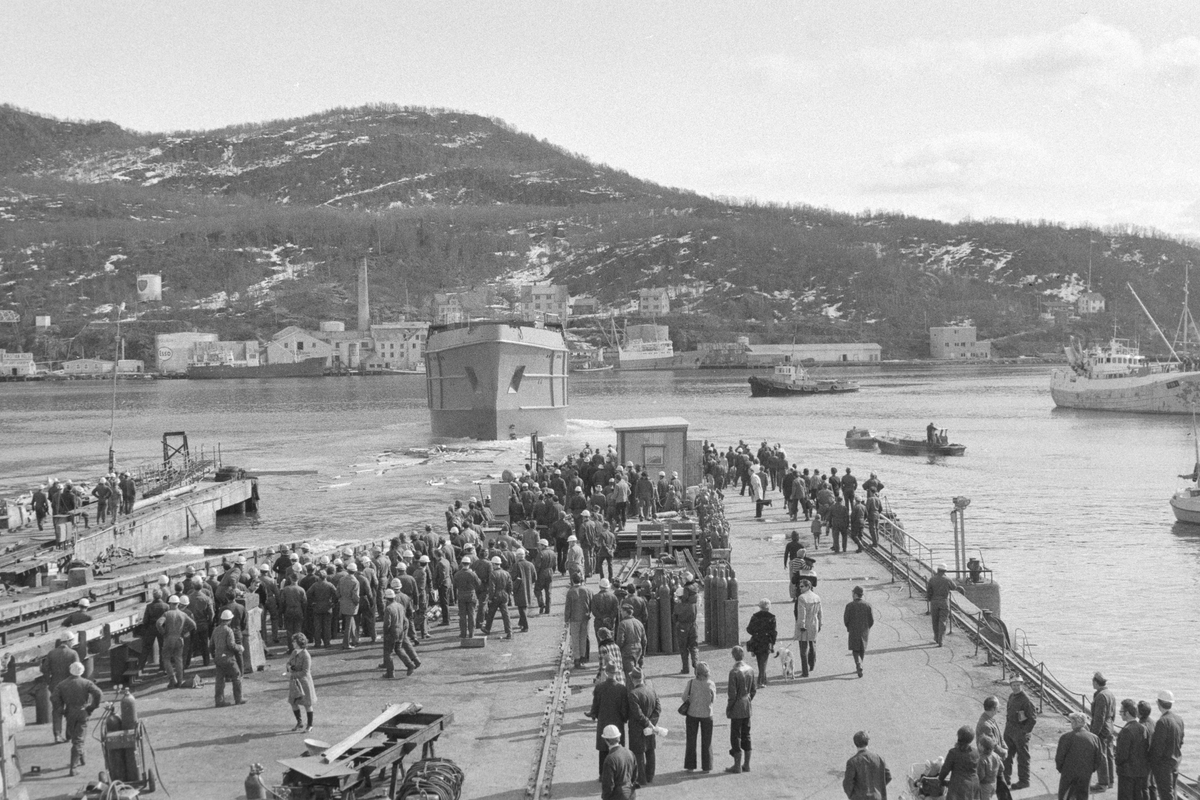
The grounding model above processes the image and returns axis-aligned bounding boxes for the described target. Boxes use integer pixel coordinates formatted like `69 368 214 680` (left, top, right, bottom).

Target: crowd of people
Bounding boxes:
37 437 1187 799
29 472 138 530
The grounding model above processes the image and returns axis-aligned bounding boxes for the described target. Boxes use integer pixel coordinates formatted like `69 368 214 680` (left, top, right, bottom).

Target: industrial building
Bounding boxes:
929 326 992 359
744 342 882 366
0 350 37 377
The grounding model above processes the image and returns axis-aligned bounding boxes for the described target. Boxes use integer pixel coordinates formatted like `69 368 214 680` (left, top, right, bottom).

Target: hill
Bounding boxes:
2 102 1199 362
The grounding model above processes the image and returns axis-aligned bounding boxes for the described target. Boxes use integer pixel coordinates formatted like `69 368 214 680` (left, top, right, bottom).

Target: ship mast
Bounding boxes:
1172 264 1200 354
1128 283 1181 362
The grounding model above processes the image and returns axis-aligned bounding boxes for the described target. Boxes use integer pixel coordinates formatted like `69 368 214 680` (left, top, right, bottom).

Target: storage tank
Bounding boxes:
136 274 162 301
319 321 345 332
35 315 51 329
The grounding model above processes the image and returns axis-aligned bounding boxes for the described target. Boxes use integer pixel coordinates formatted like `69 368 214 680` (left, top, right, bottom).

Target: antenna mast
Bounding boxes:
1172 264 1200 353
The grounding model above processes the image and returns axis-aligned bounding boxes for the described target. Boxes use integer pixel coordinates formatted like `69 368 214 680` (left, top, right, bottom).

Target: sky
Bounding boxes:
3 1 1200 239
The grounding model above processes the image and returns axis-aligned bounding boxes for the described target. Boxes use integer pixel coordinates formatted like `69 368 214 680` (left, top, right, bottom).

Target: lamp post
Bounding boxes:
951 496 971 575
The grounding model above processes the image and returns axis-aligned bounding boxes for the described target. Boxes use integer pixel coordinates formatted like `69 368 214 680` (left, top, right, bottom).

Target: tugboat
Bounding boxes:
748 358 859 397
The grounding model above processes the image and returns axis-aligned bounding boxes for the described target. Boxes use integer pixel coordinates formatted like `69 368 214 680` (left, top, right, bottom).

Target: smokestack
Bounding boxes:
357 258 370 332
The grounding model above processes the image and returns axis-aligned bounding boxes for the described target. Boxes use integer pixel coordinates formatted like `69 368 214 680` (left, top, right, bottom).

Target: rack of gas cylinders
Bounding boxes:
624 555 740 656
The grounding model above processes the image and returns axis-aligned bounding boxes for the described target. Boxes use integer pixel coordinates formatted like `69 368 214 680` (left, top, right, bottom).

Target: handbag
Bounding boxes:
677 679 692 716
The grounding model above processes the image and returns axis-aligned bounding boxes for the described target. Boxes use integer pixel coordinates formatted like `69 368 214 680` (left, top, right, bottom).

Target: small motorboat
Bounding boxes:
874 433 966 457
845 427 876 450
1170 412 1200 524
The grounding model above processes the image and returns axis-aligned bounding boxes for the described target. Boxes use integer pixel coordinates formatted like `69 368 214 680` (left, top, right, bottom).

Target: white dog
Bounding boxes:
773 643 796 681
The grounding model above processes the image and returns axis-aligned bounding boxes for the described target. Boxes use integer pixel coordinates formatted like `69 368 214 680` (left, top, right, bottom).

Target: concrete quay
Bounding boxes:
15 491 1077 799
550 492 1072 800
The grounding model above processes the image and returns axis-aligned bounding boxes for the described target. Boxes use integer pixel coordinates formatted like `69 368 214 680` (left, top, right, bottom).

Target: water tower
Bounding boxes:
136 274 162 302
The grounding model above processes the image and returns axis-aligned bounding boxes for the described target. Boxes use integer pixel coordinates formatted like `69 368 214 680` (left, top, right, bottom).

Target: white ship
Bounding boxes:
1050 282 1200 414
616 322 676 370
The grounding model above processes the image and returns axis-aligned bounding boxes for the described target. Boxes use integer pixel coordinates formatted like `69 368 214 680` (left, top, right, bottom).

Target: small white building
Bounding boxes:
117 359 145 374
365 322 428 371
1076 292 1106 315
63 358 115 376
930 326 992 359
0 349 37 377
433 293 466 325
638 288 670 316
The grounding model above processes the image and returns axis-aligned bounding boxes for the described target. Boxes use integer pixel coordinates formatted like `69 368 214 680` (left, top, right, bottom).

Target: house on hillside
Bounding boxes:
571 296 599 316
1076 292 1106 315
0 350 37 377
638 288 670 316
433 293 466 324
930 326 992 359
266 326 334 365
519 284 569 324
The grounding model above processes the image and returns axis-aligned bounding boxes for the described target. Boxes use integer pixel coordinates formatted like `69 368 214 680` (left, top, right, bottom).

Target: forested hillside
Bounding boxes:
2 103 1198 361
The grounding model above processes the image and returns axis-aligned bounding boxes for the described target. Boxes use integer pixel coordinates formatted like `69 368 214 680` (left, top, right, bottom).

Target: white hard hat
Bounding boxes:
490 556 501 565
178 595 190 607
384 589 396 599
167 595 179 604
220 609 233 620
78 598 91 608
69 661 85 677
420 555 430 563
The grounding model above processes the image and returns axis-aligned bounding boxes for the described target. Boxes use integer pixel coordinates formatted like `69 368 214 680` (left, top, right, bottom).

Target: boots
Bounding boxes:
743 751 751 772
725 749 742 774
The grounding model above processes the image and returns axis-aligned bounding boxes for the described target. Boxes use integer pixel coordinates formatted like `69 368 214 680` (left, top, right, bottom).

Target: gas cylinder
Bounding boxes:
245 763 269 800
656 582 673 653
119 688 139 730
34 682 50 725
713 566 728 647
725 566 740 647
645 596 659 656
702 568 714 645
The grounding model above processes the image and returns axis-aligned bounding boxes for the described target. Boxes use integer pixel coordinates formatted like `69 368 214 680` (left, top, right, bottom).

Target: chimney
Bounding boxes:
357 258 370 332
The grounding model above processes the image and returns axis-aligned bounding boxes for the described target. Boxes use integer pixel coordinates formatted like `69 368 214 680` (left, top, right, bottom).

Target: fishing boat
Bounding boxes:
1170 413 1200 524
573 362 613 373
844 427 877 450
615 322 676 370
424 316 569 440
1050 282 1200 413
874 432 965 457
748 358 860 397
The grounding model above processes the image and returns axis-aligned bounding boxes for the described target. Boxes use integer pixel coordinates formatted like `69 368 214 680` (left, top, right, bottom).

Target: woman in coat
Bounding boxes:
286 633 317 732
681 661 717 773
938 725 982 800
793 579 822 677
745 599 777 687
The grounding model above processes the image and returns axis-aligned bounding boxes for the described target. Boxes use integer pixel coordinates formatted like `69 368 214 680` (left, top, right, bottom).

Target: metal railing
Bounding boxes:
866 514 1199 799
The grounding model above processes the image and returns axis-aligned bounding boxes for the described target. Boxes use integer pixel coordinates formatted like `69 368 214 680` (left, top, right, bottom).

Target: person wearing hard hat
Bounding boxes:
306 568 335 649
40 633 81 743
136 589 170 674
411 555 431 640
452 556 482 639
157 595 195 688
535 539 556 614
212 609 245 707
337 562 360 650
381 589 420 678
482 556 514 639
53 659 102 776
60 598 94 628
279 575 308 652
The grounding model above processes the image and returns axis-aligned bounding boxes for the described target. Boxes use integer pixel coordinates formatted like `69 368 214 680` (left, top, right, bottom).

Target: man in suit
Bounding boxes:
1090 671 1118 791
589 663 630 778
726 645 756 774
1148 690 1185 800
1004 677 1038 790
843 586 874 678
1115 698 1150 800
844 730 892 799
626 668 661 785
1057 711 1103 800
926 563 957 646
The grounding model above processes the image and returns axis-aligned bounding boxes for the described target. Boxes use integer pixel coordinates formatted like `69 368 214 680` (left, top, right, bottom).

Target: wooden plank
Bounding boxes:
321 702 417 763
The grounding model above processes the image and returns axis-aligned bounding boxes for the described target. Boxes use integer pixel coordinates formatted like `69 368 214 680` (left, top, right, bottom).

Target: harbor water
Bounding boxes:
2 364 1197 746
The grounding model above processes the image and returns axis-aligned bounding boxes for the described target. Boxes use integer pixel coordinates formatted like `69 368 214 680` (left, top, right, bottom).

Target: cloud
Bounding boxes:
858 19 1199 88
1148 36 1200 84
870 131 1049 194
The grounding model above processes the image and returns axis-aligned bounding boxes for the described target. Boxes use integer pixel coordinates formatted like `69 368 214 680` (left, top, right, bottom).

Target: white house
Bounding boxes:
0 350 37 377
1076 292 1106 315
638 288 670 316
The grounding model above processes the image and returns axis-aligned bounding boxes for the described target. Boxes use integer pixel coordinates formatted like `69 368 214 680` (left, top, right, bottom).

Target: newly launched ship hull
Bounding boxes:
1050 368 1200 413
425 321 569 440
